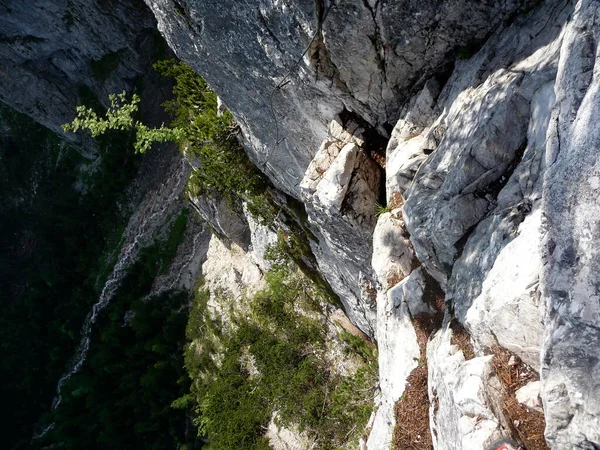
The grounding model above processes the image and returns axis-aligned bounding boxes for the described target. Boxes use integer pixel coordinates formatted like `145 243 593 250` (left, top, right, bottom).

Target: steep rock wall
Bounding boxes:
385 0 600 447
540 0 600 444
3 0 599 447
145 0 536 198
144 0 538 337
143 0 600 447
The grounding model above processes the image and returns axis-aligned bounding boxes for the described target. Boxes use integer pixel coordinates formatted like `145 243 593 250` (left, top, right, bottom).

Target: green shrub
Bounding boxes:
375 202 390 217
63 59 271 219
181 250 376 449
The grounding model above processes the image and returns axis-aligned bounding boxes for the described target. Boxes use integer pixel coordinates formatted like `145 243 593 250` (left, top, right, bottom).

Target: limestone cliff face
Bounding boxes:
145 0 536 197
3 0 600 447
145 0 537 339
143 0 600 448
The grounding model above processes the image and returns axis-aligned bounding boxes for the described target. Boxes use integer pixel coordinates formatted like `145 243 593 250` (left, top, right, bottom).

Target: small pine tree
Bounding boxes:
63 60 270 217
62 91 184 154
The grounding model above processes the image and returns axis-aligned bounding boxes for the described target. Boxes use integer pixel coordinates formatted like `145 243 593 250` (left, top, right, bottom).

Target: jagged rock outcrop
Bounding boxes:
366 268 422 449
300 118 381 335
427 321 509 449
188 192 252 250
389 0 600 447
0 0 168 156
4 0 600 447
201 234 266 305
386 78 443 200
141 0 600 447
145 0 537 197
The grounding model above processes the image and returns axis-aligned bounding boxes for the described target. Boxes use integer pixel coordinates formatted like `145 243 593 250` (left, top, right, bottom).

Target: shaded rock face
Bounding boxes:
188 192 252 250
145 0 537 197
300 118 381 335
0 0 165 156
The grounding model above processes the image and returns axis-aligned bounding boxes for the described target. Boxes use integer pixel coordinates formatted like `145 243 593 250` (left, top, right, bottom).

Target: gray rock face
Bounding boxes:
371 211 417 292
464 209 545 371
367 212 422 449
144 0 537 198
142 0 600 445
540 0 600 446
428 319 510 450
244 204 280 272
386 79 442 199
188 192 252 250
300 119 380 335
402 60 545 286
395 0 600 446
6 0 600 447
0 0 166 156
387 0 600 447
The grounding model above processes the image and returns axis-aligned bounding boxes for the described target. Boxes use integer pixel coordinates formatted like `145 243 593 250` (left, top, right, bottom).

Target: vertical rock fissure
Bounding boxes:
491 346 548 450
338 108 388 206
453 139 529 263
392 271 444 449
361 0 387 82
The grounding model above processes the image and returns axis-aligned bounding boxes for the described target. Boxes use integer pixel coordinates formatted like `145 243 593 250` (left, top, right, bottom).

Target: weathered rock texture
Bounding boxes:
4 0 600 447
145 0 537 197
188 192 252 250
366 267 421 449
300 118 380 335
540 0 600 445
390 0 600 447
142 0 600 447
428 321 510 450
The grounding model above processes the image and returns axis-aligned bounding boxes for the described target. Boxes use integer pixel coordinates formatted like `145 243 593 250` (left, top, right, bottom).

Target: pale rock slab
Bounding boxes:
515 381 543 413
540 1 600 446
371 211 416 292
201 234 265 325
464 209 545 371
366 279 421 450
428 321 510 450
316 143 359 213
366 212 425 449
